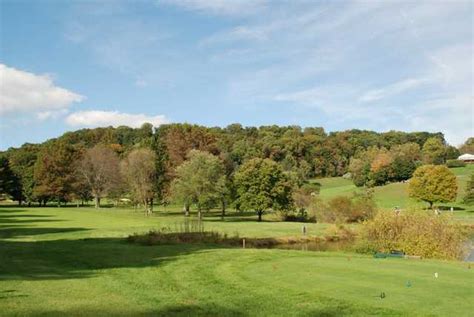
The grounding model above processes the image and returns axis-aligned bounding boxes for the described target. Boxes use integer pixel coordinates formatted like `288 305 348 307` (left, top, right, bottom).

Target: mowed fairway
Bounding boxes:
1 207 473 316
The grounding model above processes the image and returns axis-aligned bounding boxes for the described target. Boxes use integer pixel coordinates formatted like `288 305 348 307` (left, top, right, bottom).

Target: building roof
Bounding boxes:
458 153 474 161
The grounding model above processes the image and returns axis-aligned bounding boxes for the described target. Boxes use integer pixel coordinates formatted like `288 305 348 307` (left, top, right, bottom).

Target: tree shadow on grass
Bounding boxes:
0 290 29 300
22 304 245 317
204 215 281 223
0 209 74 238
0 226 89 239
0 218 66 225
0 208 29 212
438 206 466 211
0 235 222 281
151 304 245 317
0 214 53 218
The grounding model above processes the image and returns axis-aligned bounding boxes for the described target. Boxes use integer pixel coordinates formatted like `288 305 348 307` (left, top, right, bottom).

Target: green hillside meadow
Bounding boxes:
1 165 473 316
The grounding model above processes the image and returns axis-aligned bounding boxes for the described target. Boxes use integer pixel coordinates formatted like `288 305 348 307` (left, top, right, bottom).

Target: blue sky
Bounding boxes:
0 0 472 149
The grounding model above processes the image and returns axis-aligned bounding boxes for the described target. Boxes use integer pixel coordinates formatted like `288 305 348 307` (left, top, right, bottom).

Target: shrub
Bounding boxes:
358 210 467 260
309 191 376 223
282 183 319 222
324 224 356 242
281 210 314 222
446 159 466 168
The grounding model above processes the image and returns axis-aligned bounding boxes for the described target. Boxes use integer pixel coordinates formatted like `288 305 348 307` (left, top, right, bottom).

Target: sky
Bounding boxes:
0 0 473 150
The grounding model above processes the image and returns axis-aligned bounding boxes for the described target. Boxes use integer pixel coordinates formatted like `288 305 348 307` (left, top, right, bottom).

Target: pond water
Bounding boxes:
263 240 353 252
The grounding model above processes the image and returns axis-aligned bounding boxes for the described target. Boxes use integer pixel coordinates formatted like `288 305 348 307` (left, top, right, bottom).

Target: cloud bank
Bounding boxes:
65 110 169 128
0 64 84 115
158 0 267 16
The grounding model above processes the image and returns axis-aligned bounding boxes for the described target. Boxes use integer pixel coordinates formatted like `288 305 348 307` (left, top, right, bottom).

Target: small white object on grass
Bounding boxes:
434 272 438 278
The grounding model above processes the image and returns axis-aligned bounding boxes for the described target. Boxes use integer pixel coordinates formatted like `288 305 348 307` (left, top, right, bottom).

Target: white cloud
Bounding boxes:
358 78 428 103
37 109 69 121
406 95 473 146
158 0 267 16
0 64 84 114
65 110 169 128
135 78 148 87
274 88 324 105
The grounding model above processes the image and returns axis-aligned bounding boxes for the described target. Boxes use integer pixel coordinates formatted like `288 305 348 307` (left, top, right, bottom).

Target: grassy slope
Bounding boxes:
317 164 474 216
1 207 473 316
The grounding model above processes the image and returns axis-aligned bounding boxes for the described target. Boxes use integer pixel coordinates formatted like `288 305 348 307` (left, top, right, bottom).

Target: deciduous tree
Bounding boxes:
33 141 79 206
0 156 21 203
459 137 474 154
463 173 474 205
77 145 121 208
171 150 226 219
121 148 157 214
422 137 446 165
234 158 293 221
408 165 457 208
7 144 39 205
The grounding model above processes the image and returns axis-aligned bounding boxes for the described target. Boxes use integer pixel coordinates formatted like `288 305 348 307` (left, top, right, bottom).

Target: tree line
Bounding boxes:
0 123 472 219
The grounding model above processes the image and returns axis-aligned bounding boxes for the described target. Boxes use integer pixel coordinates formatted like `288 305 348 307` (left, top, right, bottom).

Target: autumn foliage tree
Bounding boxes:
408 165 457 209
121 148 157 214
349 144 420 187
33 141 79 206
77 145 121 208
459 137 474 154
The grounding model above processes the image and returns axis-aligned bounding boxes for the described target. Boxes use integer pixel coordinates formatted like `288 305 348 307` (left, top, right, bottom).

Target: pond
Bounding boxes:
262 240 354 252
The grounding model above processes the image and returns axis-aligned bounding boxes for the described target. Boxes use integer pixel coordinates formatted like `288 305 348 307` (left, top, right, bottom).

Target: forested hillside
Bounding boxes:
0 123 471 208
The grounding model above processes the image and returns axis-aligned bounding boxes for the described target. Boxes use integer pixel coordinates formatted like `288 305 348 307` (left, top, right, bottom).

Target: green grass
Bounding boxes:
0 206 328 240
317 165 474 217
1 207 473 316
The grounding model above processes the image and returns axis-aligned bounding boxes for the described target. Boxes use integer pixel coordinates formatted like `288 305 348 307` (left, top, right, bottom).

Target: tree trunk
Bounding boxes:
94 196 100 209
198 208 202 220
149 198 154 213
184 203 190 217
221 199 226 220
257 211 263 222
429 201 433 209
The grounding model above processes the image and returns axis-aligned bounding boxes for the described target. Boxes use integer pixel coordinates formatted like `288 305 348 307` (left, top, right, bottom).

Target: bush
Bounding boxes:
358 210 467 260
324 224 356 242
309 191 376 223
282 183 319 222
446 159 466 168
281 210 314 222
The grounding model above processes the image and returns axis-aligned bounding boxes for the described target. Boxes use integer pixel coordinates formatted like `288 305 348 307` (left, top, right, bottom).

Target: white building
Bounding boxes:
457 153 474 163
